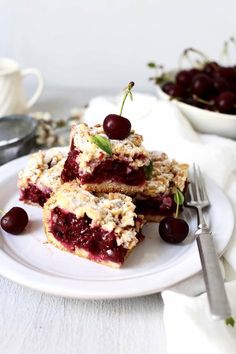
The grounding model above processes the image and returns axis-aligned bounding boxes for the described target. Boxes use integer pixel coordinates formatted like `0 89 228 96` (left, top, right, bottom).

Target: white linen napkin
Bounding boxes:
83 93 236 353
162 281 236 354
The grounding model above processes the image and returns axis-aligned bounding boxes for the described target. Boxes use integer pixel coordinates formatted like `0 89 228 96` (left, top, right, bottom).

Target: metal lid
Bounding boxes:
0 115 37 149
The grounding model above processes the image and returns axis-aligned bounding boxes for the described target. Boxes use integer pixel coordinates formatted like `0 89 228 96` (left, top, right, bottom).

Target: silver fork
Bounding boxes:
186 164 231 319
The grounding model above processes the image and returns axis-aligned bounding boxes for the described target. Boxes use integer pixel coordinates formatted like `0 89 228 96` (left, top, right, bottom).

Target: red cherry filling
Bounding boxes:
135 195 176 216
61 149 80 183
50 207 144 265
61 149 146 186
81 160 146 185
1 207 28 235
20 183 52 207
103 114 131 140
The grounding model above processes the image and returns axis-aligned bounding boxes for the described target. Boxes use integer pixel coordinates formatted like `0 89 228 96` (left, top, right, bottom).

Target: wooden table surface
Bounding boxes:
0 87 167 354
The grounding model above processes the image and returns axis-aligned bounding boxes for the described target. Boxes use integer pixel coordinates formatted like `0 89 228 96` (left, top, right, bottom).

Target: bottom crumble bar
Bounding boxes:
43 181 144 268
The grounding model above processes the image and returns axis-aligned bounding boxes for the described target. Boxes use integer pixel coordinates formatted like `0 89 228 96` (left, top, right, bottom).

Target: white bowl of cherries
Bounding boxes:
150 46 236 139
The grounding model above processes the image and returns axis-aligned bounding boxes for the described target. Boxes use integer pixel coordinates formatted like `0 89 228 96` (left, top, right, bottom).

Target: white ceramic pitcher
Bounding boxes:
0 58 44 117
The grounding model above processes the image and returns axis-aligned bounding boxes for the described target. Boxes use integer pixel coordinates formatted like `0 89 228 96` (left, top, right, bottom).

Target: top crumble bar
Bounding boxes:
61 123 151 193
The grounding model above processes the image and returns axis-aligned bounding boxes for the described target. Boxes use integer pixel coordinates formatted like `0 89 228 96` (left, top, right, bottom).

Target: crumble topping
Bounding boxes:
18 147 68 192
139 152 188 198
71 123 150 174
46 181 141 249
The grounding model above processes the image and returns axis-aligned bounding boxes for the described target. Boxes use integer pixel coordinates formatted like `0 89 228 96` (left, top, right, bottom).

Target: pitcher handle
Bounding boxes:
21 68 44 109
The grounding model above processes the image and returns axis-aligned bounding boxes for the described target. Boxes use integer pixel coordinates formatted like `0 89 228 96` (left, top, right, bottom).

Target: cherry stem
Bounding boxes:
0 208 5 215
192 95 214 106
175 192 179 218
154 65 164 79
169 96 183 101
178 47 209 70
119 81 135 116
220 37 236 65
184 48 209 61
220 41 230 65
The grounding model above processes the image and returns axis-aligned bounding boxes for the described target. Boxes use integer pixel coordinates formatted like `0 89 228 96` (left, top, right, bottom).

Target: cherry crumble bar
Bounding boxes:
43 181 144 268
134 152 189 222
18 147 68 207
61 123 150 195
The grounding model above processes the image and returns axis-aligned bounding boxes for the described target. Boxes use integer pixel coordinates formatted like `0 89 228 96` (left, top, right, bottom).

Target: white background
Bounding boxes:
1 0 236 92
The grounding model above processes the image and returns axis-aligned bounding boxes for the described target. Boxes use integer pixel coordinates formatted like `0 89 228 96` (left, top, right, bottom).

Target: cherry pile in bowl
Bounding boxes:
162 62 236 114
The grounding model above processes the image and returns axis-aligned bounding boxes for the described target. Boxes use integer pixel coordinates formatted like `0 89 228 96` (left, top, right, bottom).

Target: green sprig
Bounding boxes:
225 316 235 327
147 62 157 68
90 135 112 156
147 62 171 85
144 161 153 180
173 188 185 218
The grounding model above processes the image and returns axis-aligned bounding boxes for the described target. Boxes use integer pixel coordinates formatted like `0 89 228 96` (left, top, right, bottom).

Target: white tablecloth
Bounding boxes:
1 87 236 354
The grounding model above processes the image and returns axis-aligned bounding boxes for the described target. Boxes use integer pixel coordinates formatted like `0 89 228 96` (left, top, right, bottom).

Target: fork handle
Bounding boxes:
196 228 231 319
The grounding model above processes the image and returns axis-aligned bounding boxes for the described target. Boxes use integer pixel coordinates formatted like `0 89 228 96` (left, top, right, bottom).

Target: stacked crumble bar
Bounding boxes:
18 123 188 268
44 123 149 267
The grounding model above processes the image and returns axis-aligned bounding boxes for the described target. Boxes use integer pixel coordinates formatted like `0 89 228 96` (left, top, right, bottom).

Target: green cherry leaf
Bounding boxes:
173 190 179 206
225 317 235 327
144 161 153 180
175 189 185 206
173 189 184 206
147 62 157 68
173 188 185 218
90 135 112 156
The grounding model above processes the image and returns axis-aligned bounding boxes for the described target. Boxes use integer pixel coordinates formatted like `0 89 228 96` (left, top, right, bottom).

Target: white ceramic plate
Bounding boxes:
0 156 234 299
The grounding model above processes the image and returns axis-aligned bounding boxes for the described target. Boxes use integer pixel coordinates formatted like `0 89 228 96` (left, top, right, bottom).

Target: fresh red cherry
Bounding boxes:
103 81 134 140
189 68 201 81
159 216 189 244
230 81 236 94
176 70 191 87
162 81 174 94
167 84 185 98
213 78 229 94
192 74 213 98
1 207 28 235
214 67 236 82
216 91 236 113
103 114 131 140
203 61 220 76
